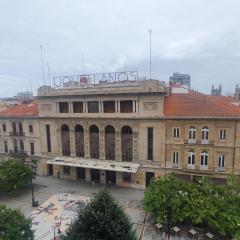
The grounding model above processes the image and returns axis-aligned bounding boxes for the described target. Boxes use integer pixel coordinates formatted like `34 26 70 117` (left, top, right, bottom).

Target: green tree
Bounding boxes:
143 174 192 224
0 160 32 192
143 174 240 239
0 203 34 240
64 188 137 240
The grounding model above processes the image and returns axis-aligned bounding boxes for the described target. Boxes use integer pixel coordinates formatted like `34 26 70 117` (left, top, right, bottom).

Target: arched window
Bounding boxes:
188 126 196 141
61 124 70 156
75 125 84 157
121 126 133 161
90 125 99 159
201 127 209 142
105 125 115 160
200 151 208 166
188 150 195 165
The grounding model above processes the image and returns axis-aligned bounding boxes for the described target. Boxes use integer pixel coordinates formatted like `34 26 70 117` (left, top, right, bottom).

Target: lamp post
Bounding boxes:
53 221 61 240
24 163 38 207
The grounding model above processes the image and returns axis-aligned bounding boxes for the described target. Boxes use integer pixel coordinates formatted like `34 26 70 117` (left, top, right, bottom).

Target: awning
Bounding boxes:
47 157 140 173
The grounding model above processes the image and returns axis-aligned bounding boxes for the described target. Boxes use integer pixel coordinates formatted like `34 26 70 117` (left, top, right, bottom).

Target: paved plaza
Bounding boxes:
0 176 191 239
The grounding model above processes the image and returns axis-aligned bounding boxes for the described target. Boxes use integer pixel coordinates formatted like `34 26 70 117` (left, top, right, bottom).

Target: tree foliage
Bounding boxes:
143 174 240 239
0 203 34 240
64 188 137 240
0 160 32 192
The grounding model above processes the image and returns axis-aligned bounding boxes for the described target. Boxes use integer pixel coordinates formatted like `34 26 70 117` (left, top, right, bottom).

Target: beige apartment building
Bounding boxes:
1 75 240 189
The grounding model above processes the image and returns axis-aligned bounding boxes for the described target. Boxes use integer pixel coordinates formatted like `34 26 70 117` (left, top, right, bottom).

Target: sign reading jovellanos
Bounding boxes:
53 71 138 88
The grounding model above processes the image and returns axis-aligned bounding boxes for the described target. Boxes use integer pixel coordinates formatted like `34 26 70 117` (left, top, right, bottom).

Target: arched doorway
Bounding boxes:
61 124 70 156
90 125 99 159
121 126 133 161
75 124 84 157
105 125 115 160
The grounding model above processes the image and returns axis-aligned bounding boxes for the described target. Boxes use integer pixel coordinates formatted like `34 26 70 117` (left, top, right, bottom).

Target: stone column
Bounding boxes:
84 127 90 158
133 132 138 162
115 101 118 113
56 127 62 155
115 131 122 161
133 100 136 112
70 127 76 157
99 130 105 160
85 168 91 182
100 170 106 184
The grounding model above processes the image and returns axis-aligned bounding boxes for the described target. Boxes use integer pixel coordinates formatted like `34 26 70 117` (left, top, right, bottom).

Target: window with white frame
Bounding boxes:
200 151 208 166
201 127 209 140
172 151 179 164
219 129 226 140
188 150 195 165
188 126 196 140
218 155 225 168
173 128 180 138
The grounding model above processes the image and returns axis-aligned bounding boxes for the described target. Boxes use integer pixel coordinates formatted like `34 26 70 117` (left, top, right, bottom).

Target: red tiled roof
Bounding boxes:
164 90 240 117
0 103 38 117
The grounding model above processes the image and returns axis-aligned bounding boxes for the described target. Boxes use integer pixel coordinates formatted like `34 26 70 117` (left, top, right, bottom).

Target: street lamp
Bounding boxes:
24 163 38 207
53 221 61 240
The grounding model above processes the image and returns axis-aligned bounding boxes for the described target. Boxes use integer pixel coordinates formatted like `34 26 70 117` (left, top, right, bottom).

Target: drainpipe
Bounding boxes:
233 120 237 173
164 121 167 175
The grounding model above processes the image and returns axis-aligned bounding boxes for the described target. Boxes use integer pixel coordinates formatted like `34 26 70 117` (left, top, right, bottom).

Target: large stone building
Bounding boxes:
1 75 240 189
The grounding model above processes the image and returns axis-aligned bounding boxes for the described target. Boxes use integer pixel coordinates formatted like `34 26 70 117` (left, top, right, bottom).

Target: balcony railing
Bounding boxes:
9 131 25 137
9 150 27 156
199 165 208 171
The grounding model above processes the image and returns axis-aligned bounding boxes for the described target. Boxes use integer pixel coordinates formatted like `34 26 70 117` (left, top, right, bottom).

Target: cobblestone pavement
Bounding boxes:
0 176 192 239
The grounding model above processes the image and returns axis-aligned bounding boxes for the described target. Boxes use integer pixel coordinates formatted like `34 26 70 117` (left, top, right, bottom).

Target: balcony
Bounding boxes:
187 164 195 170
9 150 27 156
188 139 196 144
201 139 209 144
217 166 225 172
200 165 208 171
9 131 25 137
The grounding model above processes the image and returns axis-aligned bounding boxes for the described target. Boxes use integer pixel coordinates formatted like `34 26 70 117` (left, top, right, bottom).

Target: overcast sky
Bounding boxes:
0 0 240 97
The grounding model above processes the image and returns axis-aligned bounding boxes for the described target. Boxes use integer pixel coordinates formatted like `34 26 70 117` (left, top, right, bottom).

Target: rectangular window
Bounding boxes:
73 101 83 113
4 141 8 153
20 140 24 151
173 128 180 138
188 128 196 140
30 142 34 155
29 125 33 133
2 124 6 132
120 100 133 113
188 152 195 165
147 127 153 160
219 129 226 140
103 101 115 113
59 102 69 113
122 173 132 183
63 166 71 175
12 122 17 134
172 151 179 164
218 155 225 168
18 122 23 135
87 101 99 113
46 125 51 152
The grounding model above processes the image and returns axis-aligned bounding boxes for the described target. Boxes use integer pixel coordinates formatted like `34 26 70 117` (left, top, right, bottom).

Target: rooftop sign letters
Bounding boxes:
53 71 138 88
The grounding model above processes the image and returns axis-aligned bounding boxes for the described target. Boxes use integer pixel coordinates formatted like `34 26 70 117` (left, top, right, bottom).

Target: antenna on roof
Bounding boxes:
40 45 45 85
47 61 50 85
148 29 152 80
29 79 33 93
82 52 84 74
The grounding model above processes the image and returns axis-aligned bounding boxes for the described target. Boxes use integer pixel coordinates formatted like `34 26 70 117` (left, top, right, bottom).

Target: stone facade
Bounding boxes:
1 80 240 189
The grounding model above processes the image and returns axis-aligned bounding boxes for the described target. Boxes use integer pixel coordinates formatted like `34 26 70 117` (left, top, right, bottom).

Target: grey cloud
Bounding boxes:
0 0 240 96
